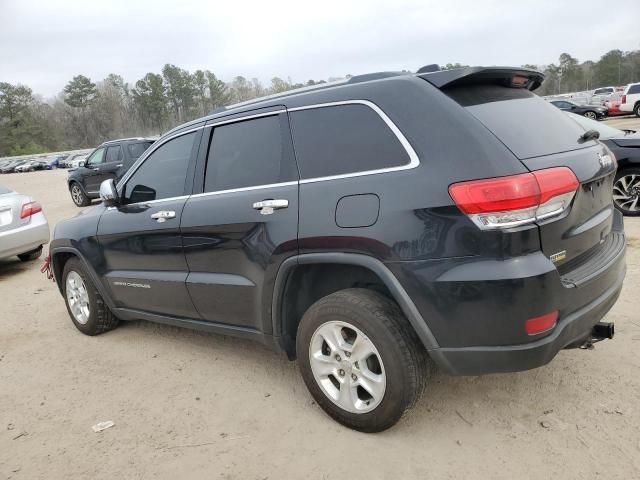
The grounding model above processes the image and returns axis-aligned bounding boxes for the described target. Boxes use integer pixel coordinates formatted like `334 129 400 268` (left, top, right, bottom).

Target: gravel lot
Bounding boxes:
1 117 640 479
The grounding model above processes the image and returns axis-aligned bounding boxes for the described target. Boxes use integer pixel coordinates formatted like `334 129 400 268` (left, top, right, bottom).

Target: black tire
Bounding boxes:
583 111 597 120
69 182 90 207
613 167 640 216
62 257 119 335
17 245 43 262
634 103 640 118
296 288 428 432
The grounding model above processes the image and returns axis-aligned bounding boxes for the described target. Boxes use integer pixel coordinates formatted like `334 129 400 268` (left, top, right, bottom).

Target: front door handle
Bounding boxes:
252 199 288 215
150 210 176 223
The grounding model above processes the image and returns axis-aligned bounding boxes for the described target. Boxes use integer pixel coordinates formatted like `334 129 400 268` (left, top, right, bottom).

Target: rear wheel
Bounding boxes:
62 258 119 335
17 245 43 262
634 103 640 118
296 288 428 432
70 183 90 207
613 168 640 216
583 111 597 120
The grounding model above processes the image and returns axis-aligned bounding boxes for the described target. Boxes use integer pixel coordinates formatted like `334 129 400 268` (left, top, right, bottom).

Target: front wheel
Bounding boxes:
69 183 90 207
634 104 640 118
583 111 597 120
63 258 119 335
296 288 428 432
613 168 640 216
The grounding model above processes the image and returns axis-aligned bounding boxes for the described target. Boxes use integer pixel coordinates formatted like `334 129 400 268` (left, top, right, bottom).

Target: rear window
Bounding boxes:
128 141 153 159
289 104 410 179
446 85 594 159
628 84 640 95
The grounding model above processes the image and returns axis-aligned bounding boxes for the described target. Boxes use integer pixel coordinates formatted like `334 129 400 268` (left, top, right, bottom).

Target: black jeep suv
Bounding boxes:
67 137 154 206
49 66 626 432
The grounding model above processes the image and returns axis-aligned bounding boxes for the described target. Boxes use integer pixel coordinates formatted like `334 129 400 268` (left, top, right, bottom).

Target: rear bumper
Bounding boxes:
0 213 50 259
428 269 624 375
386 214 626 375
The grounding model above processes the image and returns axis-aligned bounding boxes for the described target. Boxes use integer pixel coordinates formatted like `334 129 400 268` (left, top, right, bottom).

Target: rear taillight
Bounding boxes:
20 201 42 219
621 94 627 104
449 167 579 230
525 311 558 335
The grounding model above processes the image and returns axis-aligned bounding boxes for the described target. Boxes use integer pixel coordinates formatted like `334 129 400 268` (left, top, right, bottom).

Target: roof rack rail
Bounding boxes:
346 72 406 84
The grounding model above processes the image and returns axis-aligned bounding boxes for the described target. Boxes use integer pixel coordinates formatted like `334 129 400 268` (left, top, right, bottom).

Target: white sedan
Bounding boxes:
0 184 50 261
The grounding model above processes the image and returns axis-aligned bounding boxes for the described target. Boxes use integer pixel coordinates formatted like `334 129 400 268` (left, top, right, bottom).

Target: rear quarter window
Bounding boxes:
289 104 410 179
128 141 153 159
628 84 640 95
446 85 594 159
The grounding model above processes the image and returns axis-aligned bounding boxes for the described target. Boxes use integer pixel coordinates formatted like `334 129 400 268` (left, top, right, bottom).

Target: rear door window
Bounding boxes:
204 114 297 192
105 145 123 163
289 104 410 179
445 85 594 159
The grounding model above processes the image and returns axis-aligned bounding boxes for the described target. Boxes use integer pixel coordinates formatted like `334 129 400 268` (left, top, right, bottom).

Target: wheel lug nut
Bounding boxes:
351 374 357 381
345 351 351 358
339 369 345 377
335 355 341 361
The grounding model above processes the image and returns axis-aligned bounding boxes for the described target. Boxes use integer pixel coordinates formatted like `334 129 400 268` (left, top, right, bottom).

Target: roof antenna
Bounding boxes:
416 64 440 74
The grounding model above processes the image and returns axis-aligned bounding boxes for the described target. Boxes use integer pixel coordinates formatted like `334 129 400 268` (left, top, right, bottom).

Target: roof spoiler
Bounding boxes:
419 66 545 91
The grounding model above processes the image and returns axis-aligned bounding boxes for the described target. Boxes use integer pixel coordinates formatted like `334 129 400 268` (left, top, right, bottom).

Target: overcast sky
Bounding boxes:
1 0 638 98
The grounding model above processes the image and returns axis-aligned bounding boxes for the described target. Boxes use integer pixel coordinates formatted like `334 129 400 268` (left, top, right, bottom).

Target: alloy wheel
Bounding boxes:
613 174 640 212
309 320 386 414
71 185 83 205
584 111 597 120
66 271 90 325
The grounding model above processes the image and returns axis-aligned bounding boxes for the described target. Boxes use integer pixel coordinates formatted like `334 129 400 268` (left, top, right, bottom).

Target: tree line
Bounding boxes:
1 48 639 157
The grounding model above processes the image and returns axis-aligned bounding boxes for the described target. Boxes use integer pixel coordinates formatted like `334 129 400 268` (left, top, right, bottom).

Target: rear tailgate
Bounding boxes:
423 69 618 274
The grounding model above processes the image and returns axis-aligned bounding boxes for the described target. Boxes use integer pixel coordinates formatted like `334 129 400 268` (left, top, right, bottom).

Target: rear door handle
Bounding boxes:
252 199 288 215
150 210 176 223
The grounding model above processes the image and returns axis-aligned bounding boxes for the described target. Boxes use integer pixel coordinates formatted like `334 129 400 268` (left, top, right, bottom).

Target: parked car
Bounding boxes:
549 99 608 120
67 137 155 206
593 86 616 96
619 82 640 117
48 66 625 432
604 92 627 116
566 112 640 216
65 154 88 169
15 159 47 172
42 155 65 169
0 159 30 174
0 184 49 261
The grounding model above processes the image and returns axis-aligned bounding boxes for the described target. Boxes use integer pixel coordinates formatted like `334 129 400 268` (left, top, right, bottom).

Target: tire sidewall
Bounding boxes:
70 183 87 207
297 295 417 431
62 259 100 334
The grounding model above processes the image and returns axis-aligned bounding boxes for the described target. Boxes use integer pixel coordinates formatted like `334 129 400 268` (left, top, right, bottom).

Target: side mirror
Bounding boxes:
99 179 119 207
79 160 86 167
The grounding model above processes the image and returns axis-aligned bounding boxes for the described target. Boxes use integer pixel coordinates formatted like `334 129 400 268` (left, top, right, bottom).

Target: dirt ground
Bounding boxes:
2 117 640 479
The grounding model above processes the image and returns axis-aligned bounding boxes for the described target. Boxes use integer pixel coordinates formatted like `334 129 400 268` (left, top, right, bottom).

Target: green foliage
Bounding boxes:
63 75 97 108
2 46 640 156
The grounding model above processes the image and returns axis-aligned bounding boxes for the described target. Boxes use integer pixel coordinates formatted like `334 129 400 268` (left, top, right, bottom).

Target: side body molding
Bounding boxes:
271 253 440 350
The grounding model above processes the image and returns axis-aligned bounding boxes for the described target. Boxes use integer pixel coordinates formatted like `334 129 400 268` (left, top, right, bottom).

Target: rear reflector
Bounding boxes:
449 167 579 230
525 311 558 335
20 201 42 219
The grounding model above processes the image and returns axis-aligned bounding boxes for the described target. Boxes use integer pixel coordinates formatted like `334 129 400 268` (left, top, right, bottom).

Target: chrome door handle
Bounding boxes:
150 210 176 223
252 199 288 215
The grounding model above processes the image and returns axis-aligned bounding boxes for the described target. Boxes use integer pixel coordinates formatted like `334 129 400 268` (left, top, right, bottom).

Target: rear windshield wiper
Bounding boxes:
578 129 600 144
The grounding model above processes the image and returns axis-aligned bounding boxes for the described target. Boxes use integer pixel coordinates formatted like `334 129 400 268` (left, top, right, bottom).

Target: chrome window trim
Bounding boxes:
116 100 419 207
288 99 420 184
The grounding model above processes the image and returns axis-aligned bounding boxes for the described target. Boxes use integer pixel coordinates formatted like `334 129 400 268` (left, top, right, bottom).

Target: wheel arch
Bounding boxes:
271 253 439 359
51 247 117 310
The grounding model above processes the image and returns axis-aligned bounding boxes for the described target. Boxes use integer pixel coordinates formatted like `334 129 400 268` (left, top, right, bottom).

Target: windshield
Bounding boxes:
566 112 623 140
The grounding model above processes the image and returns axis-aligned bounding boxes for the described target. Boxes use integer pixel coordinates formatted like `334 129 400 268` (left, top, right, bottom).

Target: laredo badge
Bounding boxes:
549 250 567 263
